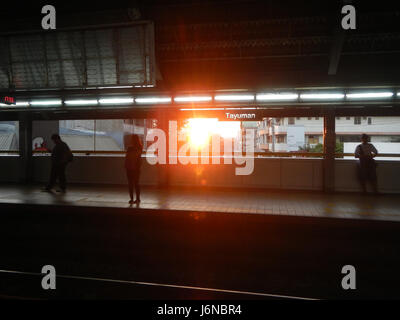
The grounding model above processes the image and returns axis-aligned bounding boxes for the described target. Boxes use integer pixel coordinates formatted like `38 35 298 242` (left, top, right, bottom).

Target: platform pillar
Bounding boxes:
157 115 170 187
323 110 336 192
19 114 33 183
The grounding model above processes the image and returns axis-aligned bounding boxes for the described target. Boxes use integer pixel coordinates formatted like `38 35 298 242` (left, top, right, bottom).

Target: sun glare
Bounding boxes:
215 121 241 139
185 118 240 148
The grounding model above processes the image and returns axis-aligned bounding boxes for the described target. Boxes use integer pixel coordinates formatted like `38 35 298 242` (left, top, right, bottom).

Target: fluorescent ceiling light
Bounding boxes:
214 95 254 101
257 93 298 101
180 108 225 111
134 84 154 88
16 102 30 106
65 100 98 105
135 97 171 104
346 92 394 99
174 96 212 102
30 100 62 106
0 101 30 106
99 98 134 104
300 93 344 100
97 86 133 89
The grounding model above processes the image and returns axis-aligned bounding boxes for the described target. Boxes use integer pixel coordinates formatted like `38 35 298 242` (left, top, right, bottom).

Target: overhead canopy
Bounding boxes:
0 22 155 90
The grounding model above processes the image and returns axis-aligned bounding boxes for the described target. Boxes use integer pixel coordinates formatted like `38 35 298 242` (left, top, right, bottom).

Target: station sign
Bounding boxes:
178 109 263 121
0 94 16 105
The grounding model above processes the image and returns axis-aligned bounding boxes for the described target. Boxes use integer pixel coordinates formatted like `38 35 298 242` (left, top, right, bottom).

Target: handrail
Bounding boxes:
1 150 398 158
30 150 325 157
254 152 324 157
336 153 400 157
32 150 126 155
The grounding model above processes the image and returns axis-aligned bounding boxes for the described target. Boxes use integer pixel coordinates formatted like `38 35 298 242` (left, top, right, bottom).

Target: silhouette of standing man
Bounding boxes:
44 134 73 193
355 133 378 194
125 134 143 204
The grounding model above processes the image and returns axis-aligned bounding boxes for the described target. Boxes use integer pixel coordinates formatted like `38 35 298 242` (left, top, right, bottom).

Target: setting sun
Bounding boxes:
185 118 241 149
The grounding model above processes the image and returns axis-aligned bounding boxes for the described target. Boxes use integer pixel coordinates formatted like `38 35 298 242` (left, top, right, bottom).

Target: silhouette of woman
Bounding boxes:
355 133 378 194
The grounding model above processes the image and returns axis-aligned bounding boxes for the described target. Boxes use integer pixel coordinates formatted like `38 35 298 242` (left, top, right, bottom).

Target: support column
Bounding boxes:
157 115 170 188
323 110 336 192
19 113 33 183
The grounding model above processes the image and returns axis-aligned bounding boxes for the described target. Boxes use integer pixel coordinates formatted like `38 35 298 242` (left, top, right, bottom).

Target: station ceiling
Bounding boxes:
1 0 400 91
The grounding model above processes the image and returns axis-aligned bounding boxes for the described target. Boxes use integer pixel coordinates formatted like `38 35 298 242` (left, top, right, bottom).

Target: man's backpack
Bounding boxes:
64 143 73 163
67 149 74 162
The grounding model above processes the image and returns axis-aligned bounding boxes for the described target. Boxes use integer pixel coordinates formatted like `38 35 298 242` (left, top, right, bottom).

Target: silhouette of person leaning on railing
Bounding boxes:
355 133 379 194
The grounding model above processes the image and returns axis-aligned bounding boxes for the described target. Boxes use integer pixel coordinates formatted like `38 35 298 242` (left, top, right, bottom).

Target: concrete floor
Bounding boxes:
0 184 399 222
1 183 400 299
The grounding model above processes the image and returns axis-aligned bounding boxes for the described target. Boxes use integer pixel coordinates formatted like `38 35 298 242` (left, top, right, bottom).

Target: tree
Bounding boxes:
308 142 343 153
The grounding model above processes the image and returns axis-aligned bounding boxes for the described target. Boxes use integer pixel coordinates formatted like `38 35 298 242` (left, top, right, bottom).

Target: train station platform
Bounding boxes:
0 184 399 223
1 183 400 299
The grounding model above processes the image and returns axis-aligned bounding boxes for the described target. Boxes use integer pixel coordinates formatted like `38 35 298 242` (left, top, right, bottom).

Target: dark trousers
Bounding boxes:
126 169 141 200
47 163 67 190
357 161 378 193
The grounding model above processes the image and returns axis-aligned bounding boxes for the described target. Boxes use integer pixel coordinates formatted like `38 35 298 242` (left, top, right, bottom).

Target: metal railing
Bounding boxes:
2 150 400 158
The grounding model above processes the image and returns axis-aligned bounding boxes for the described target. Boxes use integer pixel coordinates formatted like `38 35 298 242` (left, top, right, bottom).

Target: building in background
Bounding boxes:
257 117 400 156
241 121 263 153
0 122 19 153
57 119 155 152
